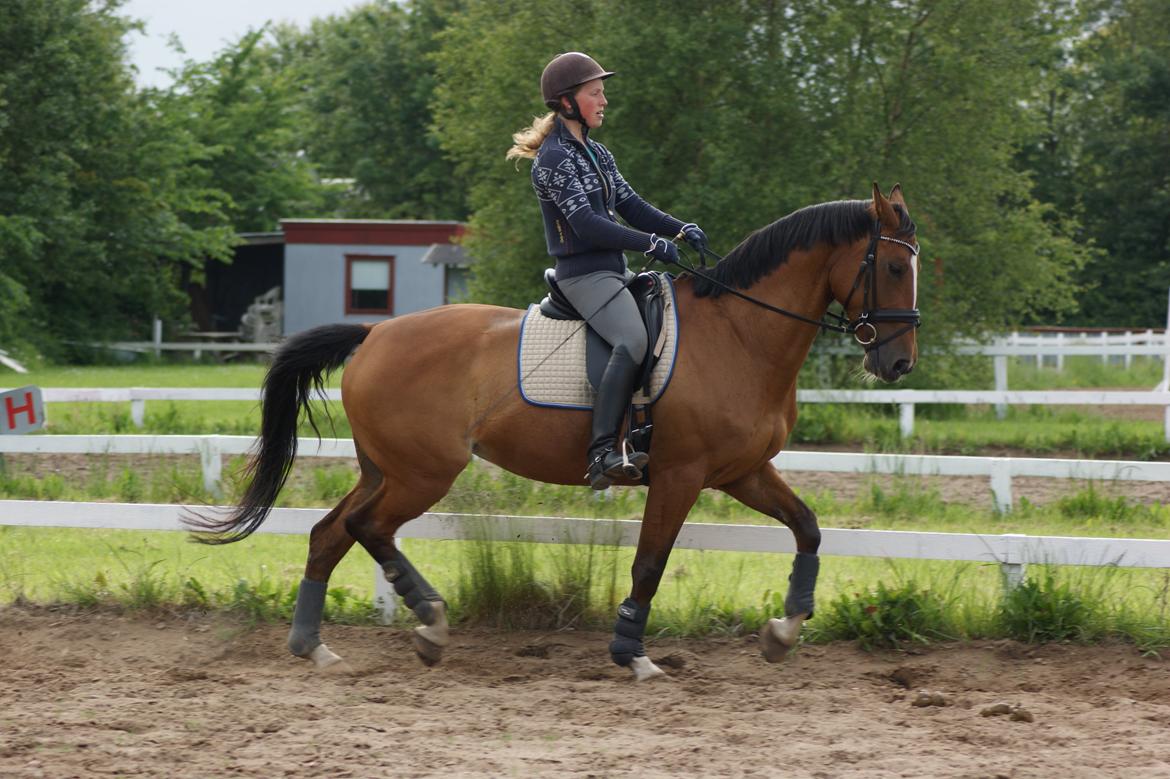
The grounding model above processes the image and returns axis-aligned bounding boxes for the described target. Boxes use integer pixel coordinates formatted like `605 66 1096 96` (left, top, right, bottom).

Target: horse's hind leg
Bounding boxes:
343 468 463 667
721 463 821 662
287 449 377 670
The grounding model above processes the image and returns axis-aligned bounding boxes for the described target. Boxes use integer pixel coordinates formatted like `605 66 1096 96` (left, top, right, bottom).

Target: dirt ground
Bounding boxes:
1 608 1168 778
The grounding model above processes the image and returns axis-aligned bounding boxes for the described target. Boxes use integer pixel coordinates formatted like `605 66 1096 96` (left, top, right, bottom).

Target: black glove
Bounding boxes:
644 234 679 265
679 223 708 251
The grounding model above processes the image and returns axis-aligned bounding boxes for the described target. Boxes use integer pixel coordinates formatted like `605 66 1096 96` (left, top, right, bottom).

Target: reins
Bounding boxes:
467 218 920 436
673 219 921 350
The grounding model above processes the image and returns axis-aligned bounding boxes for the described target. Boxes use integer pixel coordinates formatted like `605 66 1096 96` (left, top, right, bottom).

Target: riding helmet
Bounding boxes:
540 52 615 111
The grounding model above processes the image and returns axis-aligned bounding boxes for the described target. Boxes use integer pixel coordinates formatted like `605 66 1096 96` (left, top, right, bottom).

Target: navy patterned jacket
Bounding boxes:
532 118 684 280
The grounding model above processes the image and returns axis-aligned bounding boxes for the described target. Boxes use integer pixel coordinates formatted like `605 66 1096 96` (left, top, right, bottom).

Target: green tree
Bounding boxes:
0 0 235 358
433 0 1093 340
1027 0 1170 326
156 27 328 232
292 0 467 220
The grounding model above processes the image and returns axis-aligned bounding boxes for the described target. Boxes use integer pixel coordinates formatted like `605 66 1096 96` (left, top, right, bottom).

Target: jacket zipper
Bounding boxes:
572 135 613 214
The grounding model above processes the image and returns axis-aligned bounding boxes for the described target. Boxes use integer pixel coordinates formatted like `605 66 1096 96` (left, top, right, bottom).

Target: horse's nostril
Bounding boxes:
894 359 912 376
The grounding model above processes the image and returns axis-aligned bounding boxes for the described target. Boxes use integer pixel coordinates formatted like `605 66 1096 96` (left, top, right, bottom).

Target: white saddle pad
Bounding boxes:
518 276 680 410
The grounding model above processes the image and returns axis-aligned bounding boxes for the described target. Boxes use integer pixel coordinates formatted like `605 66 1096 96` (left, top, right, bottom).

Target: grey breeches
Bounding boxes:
556 269 648 364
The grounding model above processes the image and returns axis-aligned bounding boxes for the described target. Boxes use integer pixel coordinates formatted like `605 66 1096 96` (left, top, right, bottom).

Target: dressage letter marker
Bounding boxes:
1 386 45 434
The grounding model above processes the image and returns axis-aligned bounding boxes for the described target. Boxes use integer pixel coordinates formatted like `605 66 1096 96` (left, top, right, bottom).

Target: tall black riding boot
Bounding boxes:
586 344 649 490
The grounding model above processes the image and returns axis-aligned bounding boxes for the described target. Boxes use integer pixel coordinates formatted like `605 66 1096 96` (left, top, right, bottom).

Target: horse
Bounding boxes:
187 183 920 681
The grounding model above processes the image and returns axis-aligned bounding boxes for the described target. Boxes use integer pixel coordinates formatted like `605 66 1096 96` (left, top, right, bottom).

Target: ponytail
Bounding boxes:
506 112 556 162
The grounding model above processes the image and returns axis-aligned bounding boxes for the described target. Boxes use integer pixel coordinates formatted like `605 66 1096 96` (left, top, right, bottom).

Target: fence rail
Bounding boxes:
8 383 1170 439
2 500 1168 622
3 434 1169 513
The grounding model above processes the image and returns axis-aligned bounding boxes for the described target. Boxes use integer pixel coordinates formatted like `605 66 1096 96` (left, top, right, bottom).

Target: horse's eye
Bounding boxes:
888 263 907 278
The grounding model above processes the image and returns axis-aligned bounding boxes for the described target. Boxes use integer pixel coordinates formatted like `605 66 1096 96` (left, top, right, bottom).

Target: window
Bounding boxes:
444 266 470 303
345 255 394 315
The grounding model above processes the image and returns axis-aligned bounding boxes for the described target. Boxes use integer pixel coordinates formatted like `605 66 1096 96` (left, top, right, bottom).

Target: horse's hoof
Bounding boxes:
411 630 445 667
629 655 666 681
760 616 804 663
307 642 348 672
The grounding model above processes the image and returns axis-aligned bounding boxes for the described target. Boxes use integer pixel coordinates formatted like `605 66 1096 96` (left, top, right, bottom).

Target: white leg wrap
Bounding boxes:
308 642 345 670
629 655 665 681
760 614 806 663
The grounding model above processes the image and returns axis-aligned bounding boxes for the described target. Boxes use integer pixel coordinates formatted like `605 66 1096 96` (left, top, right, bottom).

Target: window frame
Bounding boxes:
344 254 395 315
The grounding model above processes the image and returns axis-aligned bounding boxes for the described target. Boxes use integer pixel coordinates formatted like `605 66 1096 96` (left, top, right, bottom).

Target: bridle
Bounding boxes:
679 219 921 351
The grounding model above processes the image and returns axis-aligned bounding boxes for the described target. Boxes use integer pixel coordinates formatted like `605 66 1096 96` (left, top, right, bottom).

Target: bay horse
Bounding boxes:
189 183 920 681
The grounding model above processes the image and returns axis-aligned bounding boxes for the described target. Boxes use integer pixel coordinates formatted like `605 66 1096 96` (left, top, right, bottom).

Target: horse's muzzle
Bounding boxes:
865 351 916 383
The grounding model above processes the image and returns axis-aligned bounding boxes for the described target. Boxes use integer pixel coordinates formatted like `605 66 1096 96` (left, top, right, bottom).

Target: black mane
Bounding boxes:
690 199 916 297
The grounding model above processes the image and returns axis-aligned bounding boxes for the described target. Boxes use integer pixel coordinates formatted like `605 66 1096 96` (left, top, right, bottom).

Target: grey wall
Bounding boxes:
283 243 446 335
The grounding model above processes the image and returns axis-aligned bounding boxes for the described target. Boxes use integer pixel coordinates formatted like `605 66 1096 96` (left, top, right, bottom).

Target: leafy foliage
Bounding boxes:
997 569 1093 643
1025 0 1170 326
291 0 468 219
822 579 956 650
0 0 236 357
1 0 1164 356
431 0 1094 330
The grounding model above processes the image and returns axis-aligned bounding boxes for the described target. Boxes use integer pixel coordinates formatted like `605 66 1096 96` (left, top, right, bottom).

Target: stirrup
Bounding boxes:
586 440 649 490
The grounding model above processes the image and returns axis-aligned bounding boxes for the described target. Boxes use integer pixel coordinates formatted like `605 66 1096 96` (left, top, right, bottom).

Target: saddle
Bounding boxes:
539 269 669 394
538 268 670 461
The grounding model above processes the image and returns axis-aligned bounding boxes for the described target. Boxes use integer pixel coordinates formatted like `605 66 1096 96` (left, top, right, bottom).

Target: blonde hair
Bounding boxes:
506 112 556 162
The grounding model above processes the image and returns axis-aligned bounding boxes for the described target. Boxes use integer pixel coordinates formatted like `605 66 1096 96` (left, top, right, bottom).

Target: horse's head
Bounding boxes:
828 183 920 383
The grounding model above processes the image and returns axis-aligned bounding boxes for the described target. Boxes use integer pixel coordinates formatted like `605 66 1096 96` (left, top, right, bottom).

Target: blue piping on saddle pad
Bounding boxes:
516 274 680 411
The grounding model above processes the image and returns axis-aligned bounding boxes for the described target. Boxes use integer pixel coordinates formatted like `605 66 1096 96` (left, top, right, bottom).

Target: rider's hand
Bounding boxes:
645 234 680 265
679 223 708 252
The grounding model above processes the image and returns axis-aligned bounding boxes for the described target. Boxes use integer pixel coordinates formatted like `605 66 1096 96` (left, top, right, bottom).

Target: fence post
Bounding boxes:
199 437 223 497
152 318 162 359
990 458 1012 514
1101 331 1109 365
1055 332 1065 372
1000 533 1027 590
994 354 1008 419
899 403 915 438
1164 289 1170 441
373 557 398 625
131 398 146 429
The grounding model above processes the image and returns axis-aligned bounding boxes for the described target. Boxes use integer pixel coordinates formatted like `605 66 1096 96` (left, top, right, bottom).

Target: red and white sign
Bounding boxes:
1 386 45 434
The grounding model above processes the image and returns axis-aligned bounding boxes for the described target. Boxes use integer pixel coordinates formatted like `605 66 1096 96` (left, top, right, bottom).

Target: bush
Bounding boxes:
822 579 955 650
997 570 1093 643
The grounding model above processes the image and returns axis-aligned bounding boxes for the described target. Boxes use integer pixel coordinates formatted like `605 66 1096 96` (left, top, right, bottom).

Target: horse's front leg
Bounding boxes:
721 463 821 662
611 466 704 681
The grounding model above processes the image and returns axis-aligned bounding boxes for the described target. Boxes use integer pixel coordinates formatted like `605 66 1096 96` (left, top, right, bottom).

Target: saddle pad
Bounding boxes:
518 275 680 410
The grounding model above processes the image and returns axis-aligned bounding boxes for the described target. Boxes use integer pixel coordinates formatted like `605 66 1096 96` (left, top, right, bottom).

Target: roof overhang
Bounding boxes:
280 219 466 246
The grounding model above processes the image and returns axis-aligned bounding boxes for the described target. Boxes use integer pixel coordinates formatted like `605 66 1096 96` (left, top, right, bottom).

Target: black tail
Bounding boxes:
185 323 371 544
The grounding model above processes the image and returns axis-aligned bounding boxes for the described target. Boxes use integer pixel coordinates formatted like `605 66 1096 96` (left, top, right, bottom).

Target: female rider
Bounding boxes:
507 52 707 489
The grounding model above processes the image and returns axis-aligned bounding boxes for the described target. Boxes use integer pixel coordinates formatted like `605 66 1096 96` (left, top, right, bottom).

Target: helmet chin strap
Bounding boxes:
560 94 588 128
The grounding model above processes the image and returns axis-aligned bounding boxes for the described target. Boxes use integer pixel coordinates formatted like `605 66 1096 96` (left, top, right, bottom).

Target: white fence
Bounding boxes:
2 499 1168 622
984 330 1167 371
4 433 1170 514
9 383 1170 440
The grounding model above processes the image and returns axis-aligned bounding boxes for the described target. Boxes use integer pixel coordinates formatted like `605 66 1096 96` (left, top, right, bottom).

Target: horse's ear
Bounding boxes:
888 183 906 207
872 181 897 225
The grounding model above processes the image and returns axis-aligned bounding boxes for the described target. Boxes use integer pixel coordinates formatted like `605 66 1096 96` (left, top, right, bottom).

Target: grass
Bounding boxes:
0 477 1165 650
3 359 1169 650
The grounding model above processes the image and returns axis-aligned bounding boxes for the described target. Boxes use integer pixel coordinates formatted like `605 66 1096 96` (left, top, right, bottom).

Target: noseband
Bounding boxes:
679 218 921 350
